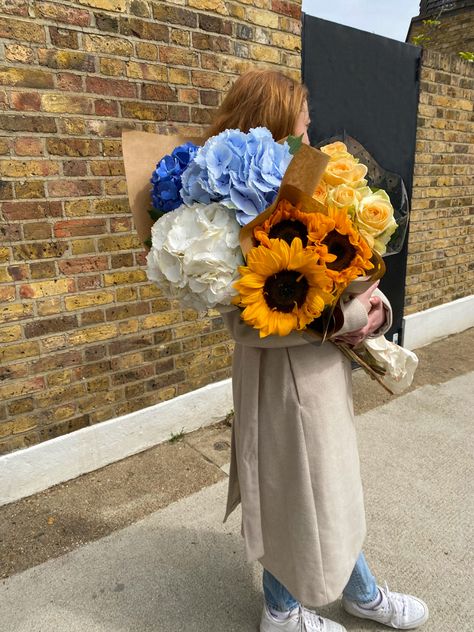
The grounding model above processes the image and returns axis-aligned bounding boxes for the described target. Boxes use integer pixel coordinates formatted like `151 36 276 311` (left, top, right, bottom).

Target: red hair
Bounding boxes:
205 70 308 141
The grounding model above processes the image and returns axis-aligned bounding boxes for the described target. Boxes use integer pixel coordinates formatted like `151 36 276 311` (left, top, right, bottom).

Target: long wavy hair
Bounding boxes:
204 70 308 141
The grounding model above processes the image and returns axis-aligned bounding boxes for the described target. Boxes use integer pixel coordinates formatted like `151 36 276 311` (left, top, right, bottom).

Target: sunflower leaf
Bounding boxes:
287 134 303 155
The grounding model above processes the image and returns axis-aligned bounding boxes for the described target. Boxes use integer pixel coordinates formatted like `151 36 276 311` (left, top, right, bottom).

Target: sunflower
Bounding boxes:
308 209 374 286
233 238 334 337
253 199 321 250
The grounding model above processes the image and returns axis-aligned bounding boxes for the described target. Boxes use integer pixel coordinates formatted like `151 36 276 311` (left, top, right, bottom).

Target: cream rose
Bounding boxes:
355 189 397 254
327 184 363 213
323 155 368 188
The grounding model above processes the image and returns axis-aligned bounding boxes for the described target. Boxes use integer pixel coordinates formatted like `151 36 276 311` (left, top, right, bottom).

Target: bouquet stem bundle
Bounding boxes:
335 342 393 393
336 336 419 395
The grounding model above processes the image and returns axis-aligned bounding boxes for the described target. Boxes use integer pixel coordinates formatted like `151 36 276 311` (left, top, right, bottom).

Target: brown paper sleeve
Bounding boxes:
122 130 202 246
239 144 330 257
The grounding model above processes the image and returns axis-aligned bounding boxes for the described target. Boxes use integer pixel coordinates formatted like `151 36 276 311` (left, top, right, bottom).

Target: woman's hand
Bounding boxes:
335 282 386 347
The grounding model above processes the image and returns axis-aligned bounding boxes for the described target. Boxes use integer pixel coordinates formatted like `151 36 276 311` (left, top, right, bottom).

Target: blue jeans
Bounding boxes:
263 551 378 611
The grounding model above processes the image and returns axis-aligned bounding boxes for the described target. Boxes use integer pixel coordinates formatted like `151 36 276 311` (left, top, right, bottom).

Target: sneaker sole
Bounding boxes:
260 606 348 632
342 599 429 630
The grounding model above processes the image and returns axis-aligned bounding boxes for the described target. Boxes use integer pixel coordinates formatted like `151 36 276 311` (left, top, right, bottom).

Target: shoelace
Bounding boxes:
379 581 408 623
298 605 326 632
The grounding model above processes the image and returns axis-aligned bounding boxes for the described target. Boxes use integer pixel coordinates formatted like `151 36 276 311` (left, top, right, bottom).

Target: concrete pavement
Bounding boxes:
1 367 473 631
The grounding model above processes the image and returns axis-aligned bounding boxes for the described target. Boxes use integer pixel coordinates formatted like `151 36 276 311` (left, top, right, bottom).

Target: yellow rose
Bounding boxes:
320 141 349 159
323 155 368 188
313 179 329 204
355 190 398 255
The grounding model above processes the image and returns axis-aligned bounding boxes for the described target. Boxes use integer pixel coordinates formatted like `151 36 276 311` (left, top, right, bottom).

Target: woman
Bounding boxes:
208 70 429 632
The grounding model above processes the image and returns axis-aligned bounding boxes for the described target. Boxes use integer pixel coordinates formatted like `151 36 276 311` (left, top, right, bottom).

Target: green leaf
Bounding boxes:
287 134 303 155
143 238 152 248
148 208 164 221
459 51 474 62
412 33 430 45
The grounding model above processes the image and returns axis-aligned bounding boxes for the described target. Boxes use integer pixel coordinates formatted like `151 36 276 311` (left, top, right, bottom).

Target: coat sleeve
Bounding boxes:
332 297 369 337
329 287 393 339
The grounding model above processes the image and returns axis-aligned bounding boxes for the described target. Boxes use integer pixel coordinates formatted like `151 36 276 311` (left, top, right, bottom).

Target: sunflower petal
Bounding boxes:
234 271 266 291
247 243 283 275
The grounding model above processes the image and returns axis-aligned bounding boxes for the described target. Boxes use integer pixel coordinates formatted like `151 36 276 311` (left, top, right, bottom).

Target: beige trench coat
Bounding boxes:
222 290 392 607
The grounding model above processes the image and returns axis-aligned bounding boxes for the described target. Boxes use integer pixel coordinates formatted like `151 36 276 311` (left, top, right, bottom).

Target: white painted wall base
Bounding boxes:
403 295 474 350
0 378 233 507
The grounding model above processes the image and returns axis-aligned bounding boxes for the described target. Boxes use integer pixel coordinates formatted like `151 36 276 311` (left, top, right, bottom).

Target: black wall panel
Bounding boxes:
302 15 421 342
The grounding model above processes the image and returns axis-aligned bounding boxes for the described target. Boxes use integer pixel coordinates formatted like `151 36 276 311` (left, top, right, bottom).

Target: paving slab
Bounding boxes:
185 422 232 469
0 439 226 580
1 371 472 632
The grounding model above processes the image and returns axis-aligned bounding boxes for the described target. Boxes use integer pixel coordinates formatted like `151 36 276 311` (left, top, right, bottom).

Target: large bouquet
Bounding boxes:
122 128 417 394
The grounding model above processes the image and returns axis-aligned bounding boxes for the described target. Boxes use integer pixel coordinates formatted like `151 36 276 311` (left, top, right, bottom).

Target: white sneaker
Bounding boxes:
342 582 429 629
260 602 347 632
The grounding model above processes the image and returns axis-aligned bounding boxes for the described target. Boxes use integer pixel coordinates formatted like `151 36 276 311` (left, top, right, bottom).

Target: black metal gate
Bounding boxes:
302 15 421 343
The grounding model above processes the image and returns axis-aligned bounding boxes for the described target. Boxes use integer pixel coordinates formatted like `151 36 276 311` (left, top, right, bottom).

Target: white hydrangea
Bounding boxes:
146 202 244 311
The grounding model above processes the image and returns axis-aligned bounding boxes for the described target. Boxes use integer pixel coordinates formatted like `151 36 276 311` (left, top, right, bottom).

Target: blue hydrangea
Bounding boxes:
180 128 292 226
151 142 199 213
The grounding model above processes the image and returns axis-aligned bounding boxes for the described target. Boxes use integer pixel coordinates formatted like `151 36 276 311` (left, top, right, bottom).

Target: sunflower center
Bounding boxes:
263 270 309 313
268 219 308 247
322 230 357 271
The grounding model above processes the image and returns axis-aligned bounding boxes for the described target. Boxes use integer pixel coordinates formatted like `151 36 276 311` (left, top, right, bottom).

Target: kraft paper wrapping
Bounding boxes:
122 130 202 246
239 143 330 257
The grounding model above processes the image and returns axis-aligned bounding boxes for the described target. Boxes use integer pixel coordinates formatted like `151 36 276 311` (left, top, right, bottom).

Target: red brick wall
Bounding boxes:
0 0 302 454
